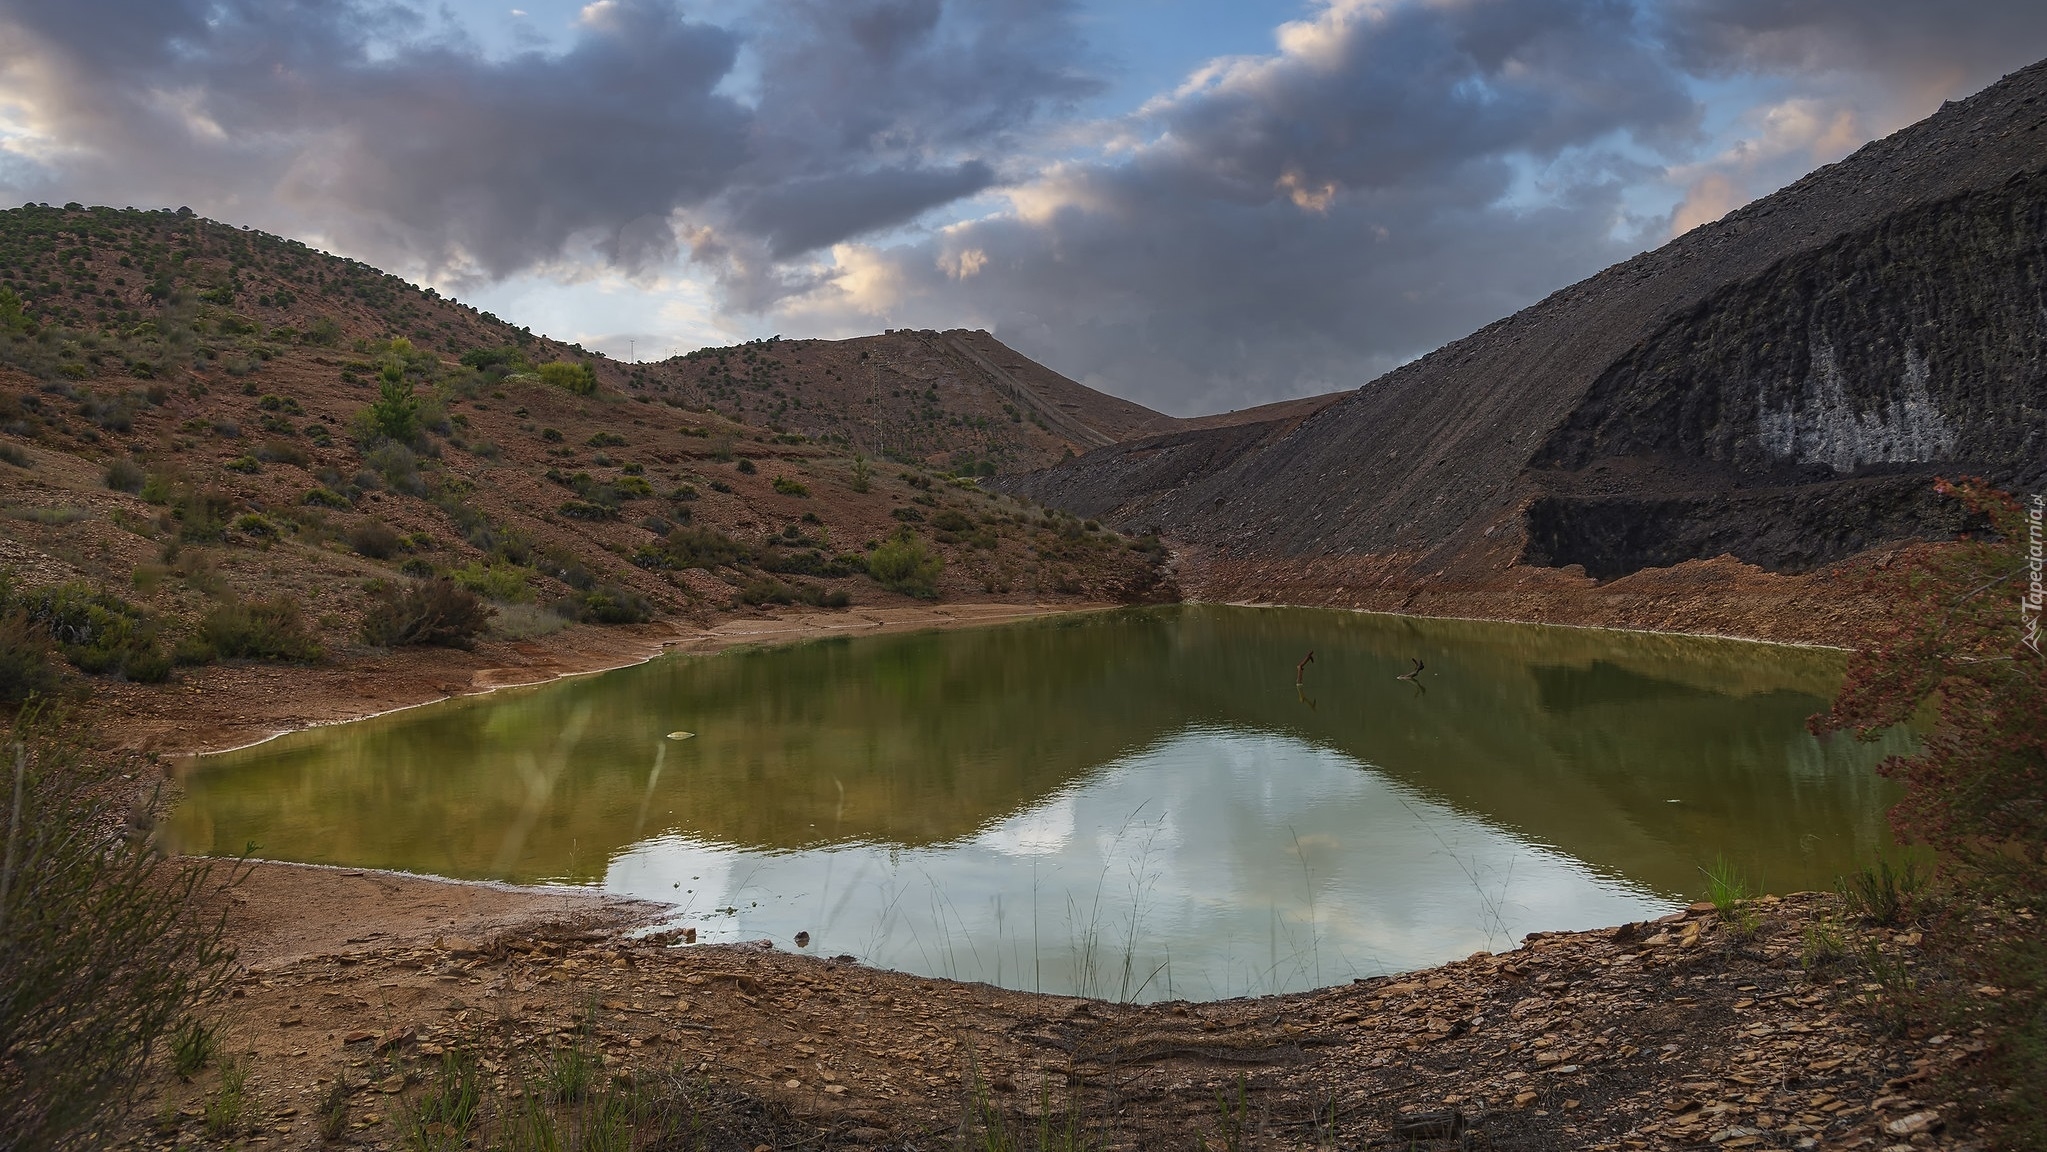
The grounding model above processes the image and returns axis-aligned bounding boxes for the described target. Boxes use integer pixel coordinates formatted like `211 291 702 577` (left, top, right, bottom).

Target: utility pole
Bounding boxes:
629 339 635 364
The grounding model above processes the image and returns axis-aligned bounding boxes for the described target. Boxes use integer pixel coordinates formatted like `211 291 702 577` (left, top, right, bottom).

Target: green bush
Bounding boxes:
0 578 168 682
448 561 534 603
771 475 809 497
538 361 597 396
0 710 241 1146
641 526 752 571
361 579 493 649
103 457 145 494
347 520 401 559
0 612 58 704
174 488 234 544
735 458 756 475
195 597 324 663
302 487 351 509
567 583 654 625
867 529 943 599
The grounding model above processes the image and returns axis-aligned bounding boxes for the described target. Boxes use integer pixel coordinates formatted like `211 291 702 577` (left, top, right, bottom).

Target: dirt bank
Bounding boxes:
117 866 1996 1150
1174 549 1884 648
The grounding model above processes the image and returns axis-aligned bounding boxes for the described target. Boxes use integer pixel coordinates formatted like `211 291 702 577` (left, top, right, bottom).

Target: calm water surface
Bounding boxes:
172 605 1908 1000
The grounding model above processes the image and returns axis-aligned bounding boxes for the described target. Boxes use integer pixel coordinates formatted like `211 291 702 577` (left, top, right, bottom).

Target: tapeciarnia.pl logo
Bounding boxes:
2024 492 2043 657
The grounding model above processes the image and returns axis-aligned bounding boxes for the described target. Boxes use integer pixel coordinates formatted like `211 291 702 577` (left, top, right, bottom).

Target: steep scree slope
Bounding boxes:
1001 59 2047 582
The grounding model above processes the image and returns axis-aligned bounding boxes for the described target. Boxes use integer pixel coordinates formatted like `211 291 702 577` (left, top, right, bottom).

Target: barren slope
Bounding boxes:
1002 59 2047 585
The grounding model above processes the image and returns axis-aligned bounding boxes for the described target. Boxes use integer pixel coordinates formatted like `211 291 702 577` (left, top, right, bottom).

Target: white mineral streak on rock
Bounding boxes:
1757 343 1958 472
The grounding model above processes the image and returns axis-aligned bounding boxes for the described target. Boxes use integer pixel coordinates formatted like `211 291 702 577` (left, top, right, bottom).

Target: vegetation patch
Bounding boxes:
360 579 493 649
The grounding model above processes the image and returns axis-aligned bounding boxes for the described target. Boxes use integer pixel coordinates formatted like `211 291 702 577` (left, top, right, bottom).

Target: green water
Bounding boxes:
171 605 1907 1000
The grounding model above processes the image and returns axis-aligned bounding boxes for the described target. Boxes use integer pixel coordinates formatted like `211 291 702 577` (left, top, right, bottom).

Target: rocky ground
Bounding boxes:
107 868 2004 1151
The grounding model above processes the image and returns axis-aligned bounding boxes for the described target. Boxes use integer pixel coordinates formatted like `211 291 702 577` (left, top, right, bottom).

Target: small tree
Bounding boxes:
368 362 419 443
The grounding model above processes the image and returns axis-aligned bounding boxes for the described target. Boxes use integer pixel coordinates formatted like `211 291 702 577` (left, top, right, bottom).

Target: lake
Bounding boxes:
170 605 1907 1001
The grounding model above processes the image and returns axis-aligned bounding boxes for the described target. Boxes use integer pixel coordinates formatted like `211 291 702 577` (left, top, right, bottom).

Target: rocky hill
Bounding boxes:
0 205 1178 732
1001 58 2047 596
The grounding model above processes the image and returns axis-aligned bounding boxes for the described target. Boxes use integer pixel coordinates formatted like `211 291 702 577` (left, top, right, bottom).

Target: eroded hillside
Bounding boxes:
1002 59 2047 602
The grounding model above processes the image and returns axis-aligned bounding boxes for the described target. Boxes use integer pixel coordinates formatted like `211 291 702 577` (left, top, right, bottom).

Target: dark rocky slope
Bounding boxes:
1001 60 2047 583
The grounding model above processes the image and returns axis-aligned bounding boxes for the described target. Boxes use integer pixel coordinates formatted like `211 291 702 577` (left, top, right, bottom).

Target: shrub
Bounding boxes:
489 602 571 640
230 513 280 542
103 457 145 493
736 578 848 609
223 454 260 474
254 439 306 468
0 711 241 1147
771 475 809 497
360 579 493 648
735 458 756 474
195 597 324 663
1 578 168 682
567 583 654 625
448 561 533 603
538 361 597 396
302 487 352 509
175 488 234 544
586 431 626 448
647 526 751 570
0 612 58 704
347 520 401 559
867 529 943 599
363 441 422 495
848 455 871 493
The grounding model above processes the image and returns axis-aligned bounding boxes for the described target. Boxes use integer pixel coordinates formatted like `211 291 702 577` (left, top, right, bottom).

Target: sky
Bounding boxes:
2 1 2045 416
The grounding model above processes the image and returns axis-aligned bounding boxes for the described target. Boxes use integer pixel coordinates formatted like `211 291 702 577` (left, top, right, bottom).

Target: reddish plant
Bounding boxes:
1812 477 2045 879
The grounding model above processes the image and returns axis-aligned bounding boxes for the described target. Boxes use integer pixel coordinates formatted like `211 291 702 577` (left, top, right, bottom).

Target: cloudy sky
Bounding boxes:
3 0 2044 415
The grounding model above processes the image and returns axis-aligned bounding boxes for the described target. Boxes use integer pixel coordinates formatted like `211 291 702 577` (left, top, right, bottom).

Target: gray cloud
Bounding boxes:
768 0 2047 414
0 0 751 278
774 0 1694 413
1663 0 2047 85
734 162 997 259
0 0 1086 280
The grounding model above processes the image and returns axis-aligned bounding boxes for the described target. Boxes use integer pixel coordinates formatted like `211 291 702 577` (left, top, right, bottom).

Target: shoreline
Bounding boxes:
171 600 1118 761
165 590 1854 765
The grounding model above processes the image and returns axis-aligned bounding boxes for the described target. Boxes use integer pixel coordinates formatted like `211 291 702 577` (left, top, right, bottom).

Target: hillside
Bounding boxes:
0 205 1175 741
1001 58 2047 604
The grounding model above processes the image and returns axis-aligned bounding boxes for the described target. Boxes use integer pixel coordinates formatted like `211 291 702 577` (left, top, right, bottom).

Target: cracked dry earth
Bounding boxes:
116 882 1995 1151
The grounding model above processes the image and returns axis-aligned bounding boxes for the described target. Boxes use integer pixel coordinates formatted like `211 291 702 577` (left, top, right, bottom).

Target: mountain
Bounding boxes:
1000 58 2047 613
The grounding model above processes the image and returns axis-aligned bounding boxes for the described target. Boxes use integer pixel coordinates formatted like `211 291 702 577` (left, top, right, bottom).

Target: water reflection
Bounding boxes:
171 605 1910 999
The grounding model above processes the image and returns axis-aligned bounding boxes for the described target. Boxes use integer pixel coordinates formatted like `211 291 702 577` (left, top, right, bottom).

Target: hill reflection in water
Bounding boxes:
172 605 1908 998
